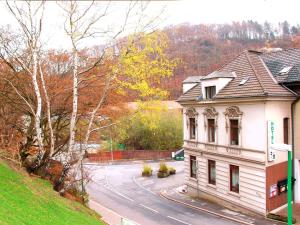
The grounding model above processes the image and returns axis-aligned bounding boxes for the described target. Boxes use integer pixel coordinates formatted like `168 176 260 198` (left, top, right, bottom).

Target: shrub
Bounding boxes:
157 171 169 178
159 162 168 173
116 104 183 150
142 164 152 177
157 162 169 178
168 167 176 175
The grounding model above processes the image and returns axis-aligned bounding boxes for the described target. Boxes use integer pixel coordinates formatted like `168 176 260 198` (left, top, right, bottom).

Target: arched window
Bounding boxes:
185 108 198 140
224 106 243 146
203 107 218 143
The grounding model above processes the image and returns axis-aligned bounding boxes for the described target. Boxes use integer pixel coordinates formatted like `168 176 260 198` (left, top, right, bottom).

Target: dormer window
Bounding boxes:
239 77 250 86
205 86 216 99
279 66 292 75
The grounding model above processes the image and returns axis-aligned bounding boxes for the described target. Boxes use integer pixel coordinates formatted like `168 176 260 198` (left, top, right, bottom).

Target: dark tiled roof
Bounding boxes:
260 48 300 83
177 83 203 102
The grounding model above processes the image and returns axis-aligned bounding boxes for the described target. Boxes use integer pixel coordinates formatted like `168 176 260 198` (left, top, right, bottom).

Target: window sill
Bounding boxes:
228 191 240 198
207 183 217 189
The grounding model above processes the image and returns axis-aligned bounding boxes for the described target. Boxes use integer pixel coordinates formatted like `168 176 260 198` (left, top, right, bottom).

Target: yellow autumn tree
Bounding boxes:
117 31 177 100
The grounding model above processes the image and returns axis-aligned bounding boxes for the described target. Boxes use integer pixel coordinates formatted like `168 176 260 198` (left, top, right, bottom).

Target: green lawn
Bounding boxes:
0 161 105 225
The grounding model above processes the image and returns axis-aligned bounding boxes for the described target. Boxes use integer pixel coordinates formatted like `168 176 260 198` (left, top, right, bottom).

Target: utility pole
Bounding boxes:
109 124 113 163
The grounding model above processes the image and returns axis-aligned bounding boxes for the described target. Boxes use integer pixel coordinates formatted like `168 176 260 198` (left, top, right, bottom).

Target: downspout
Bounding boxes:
292 96 300 201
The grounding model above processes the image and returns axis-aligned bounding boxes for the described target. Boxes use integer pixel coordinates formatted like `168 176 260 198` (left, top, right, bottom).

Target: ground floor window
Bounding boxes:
230 119 239 145
208 160 216 185
230 165 239 193
190 155 197 178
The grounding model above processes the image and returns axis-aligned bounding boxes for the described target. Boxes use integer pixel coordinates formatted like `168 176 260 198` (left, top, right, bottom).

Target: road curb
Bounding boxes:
160 190 253 225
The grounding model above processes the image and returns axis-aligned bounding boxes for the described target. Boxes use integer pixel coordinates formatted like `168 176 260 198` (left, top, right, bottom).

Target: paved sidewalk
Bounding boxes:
89 199 140 225
275 203 300 225
161 187 284 225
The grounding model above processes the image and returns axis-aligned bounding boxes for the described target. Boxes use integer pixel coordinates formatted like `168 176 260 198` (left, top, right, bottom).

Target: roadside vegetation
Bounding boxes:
157 162 176 178
116 102 183 151
0 161 104 225
142 164 153 177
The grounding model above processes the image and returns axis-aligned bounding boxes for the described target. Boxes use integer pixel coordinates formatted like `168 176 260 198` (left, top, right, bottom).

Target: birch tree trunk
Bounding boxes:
32 49 44 160
39 63 54 158
68 49 78 156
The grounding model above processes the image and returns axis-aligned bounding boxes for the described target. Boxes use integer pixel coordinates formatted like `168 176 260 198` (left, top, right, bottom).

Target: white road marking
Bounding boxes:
102 166 134 202
133 176 157 195
167 216 190 225
139 204 159 213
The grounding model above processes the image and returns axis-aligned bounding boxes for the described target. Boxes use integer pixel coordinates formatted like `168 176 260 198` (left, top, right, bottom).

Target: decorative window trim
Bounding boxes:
203 107 218 143
224 106 243 146
185 107 198 140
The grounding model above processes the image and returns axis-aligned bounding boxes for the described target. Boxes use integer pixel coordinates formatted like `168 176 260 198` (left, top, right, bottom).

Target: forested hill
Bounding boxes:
162 21 300 98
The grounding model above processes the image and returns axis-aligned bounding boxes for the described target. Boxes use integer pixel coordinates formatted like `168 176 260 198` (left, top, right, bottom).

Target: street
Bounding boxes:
85 161 240 225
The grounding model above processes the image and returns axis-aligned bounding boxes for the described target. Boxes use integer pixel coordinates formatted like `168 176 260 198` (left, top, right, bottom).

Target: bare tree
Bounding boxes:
0 1 47 166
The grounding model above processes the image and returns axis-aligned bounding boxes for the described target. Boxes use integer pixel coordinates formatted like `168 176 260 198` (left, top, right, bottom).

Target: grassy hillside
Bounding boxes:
0 161 105 225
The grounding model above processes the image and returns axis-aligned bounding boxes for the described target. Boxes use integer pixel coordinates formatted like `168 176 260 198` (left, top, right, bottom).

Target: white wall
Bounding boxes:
295 160 300 203
294 101 300 159
294 101 300 203
184 102 266 151
265 100 293 165
201 78 232 98
183 83 197 93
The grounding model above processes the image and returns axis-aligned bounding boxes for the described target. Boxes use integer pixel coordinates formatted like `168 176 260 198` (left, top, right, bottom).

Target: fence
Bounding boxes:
87 150 173 162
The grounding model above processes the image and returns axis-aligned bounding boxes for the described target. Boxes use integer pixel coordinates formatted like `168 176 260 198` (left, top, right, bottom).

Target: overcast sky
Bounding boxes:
1 0 299 50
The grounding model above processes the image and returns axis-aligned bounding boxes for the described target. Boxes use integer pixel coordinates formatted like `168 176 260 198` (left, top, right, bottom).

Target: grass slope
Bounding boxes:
0 161 104 225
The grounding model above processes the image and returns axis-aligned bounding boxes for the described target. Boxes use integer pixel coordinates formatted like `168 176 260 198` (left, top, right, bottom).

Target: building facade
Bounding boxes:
178 49 300 215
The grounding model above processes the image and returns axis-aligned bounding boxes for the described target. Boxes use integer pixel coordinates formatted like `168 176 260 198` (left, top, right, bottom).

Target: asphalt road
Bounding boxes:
85 161 239 225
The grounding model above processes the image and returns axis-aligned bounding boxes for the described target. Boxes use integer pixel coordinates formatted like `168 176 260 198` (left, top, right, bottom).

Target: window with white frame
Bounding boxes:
203 107 218 143
224 106 243 146
205 86 216 99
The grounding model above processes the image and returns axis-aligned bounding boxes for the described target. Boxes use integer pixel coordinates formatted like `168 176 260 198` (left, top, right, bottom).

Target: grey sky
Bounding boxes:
1 0 299 50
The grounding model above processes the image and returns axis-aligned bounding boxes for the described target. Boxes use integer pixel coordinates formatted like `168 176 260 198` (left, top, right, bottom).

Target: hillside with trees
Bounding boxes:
161 21 300 98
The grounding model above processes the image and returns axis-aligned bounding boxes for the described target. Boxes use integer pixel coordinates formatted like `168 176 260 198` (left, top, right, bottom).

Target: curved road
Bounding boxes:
85 161 239 225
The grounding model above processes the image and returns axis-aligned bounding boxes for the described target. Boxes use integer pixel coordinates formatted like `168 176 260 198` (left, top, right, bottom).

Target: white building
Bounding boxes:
177 49 300 215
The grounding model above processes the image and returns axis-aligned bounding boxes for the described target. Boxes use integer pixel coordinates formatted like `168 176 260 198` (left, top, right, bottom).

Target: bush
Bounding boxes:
159 162 168 173
142 164 152 177
157 162 169 178
168 167 176 175
157 171 169 178
116 102 183 150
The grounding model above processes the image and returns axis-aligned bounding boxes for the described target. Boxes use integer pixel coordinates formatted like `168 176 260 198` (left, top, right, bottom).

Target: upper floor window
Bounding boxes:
224 106 243 147
283 117 289 144
208 119 216 142
203 107 218 143
230 119 239 145
185 108 198 140
205 86 216 99
189 118 196 140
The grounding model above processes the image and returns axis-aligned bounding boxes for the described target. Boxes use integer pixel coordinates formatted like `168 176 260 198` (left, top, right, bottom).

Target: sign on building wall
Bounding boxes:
269 184 277 198
268 120 276 161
